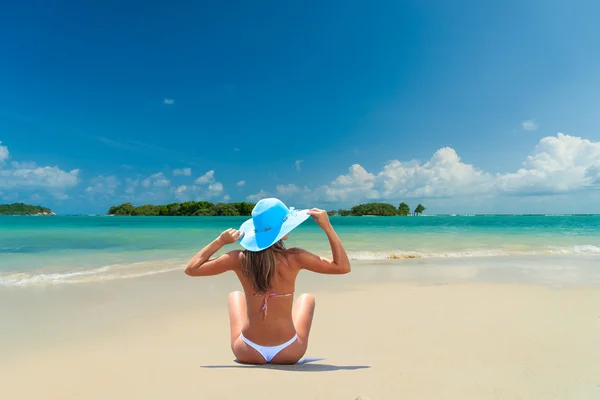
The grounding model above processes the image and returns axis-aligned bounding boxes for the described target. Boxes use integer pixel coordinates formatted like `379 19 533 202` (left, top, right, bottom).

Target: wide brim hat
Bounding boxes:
239 198 310 252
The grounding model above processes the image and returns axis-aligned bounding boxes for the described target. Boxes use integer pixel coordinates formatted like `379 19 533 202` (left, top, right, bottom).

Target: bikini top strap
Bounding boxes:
246 291 295 319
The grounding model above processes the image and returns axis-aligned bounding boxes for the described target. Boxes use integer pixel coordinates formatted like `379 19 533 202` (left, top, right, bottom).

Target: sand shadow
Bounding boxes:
202 357 370 372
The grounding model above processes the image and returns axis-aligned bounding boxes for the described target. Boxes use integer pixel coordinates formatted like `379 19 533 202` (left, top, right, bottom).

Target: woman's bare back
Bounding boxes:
233 248 302 345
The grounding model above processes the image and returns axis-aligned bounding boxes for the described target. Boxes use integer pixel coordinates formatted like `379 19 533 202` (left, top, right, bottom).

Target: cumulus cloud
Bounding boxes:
85 176 120 197
236 180 246 187
175 185 187 194
208 182 223 194
320 164 379 202
0 166 80 191
0 141 80 198
142 172 171 188
276 184 303 196
185 170 225 199
0 141 8 163
195 170 215 184
163 98 175 105
247 189 268 202
495 133 600 195
295 160 303 171
173 167 191 176
522 120 538 131
124 178 139 195
303 133 600 204
223 194 231 201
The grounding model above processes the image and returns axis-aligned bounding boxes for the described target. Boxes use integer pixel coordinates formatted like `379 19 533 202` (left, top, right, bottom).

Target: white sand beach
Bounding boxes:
2 258 600 399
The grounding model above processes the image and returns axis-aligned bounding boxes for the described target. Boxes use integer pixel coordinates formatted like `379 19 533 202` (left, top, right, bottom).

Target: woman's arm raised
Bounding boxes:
184 228 243 277
296 209 351 275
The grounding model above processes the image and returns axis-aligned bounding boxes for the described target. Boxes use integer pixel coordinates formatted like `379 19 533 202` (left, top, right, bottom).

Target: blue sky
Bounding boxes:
1 0 600 214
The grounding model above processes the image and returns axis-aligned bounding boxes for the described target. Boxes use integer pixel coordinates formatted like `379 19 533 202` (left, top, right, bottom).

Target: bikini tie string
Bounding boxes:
261 292 276 319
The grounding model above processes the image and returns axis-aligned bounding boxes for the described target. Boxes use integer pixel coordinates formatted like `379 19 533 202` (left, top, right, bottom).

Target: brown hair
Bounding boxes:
241 240 287 293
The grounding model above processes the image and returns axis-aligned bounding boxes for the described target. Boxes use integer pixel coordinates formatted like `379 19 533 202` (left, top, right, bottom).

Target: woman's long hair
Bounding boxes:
242 240 287 293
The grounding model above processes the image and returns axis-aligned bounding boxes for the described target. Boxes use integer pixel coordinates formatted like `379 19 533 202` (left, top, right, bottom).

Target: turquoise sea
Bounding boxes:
1 215 599 286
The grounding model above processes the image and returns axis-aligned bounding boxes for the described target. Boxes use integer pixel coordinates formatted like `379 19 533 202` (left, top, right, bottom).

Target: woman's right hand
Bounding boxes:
307 208 332 230
217 228 244 245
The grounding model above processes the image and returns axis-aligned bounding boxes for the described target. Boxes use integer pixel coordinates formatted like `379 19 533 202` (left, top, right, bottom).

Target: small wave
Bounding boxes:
550 245 600 254
348 251 422 260
0 259 185 287
347 245 600 261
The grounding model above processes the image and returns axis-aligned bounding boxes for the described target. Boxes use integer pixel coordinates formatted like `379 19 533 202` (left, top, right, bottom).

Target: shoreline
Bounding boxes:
2 254 600 288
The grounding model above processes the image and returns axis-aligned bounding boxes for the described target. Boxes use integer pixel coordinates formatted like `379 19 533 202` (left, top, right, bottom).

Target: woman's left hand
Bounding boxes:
217 228 244 245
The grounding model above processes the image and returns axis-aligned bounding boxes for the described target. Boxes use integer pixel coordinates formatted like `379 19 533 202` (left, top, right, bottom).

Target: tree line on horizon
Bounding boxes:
108 201 255 216
107 201 426 217
327 202 426 217
0 203 53 215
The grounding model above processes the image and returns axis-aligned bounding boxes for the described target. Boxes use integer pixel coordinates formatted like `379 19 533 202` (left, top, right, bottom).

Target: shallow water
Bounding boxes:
1 215 599 286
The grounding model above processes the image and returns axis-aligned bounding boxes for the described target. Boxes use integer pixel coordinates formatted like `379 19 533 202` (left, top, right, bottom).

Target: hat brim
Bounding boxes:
238 209 310 252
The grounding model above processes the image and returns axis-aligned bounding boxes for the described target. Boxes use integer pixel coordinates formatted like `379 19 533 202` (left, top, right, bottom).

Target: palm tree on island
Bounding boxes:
414 204 426 216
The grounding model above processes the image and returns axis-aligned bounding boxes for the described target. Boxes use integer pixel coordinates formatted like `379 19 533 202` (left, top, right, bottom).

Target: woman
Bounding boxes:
184 198 350 364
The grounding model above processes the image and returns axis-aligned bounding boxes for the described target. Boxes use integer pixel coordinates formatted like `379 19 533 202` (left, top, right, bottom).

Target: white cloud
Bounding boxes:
276 184 302 195
163 98 175 105
173 185 188 201
234 148 240 152
236 180 246 187
223 194 231 201
123 173 175 203
124 178 139 195
184 182 224 201
0 141 8 163
522 120 538 131
303 133 600 204
195 170 215 185
141 172 171 189
208 182 223 193
85 176 120 197
173 167 191 176
494 133 600 195
0 142 80 198
586 165 600 185
295 160 303 171
0 165 80 196
247 189 268 202
320 164 379 202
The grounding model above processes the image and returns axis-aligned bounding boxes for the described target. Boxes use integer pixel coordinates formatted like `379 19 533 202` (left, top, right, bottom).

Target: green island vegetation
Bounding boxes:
108 201 255 216
0 203 55 215
108 201 426 217
330 202 427 217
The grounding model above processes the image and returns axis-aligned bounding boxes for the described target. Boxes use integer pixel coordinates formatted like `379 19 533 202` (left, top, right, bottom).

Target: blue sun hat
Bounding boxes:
239 198 310 252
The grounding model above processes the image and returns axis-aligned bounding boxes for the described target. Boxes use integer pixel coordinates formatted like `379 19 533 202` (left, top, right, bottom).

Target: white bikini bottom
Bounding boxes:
239 333 298 363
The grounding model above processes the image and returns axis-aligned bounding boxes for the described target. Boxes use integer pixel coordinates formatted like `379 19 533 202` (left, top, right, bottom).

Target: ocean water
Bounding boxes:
1 215 599 286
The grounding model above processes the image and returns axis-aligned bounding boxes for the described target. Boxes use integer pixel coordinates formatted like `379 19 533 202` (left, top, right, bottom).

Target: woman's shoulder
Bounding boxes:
284 247 315 262
284 247 307 255
224 249 244 268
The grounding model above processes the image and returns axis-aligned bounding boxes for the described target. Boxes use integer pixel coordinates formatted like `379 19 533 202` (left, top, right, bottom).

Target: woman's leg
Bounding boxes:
292 293 316 346
228 291 267 364
270 293 316 364
228 291 246 348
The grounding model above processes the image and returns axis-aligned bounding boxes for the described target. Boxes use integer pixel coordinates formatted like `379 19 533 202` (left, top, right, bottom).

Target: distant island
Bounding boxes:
0 203 56 215
107 201 426 217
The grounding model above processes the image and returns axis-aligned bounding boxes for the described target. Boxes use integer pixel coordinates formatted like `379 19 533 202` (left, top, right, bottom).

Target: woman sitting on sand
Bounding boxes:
184 198 350 364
